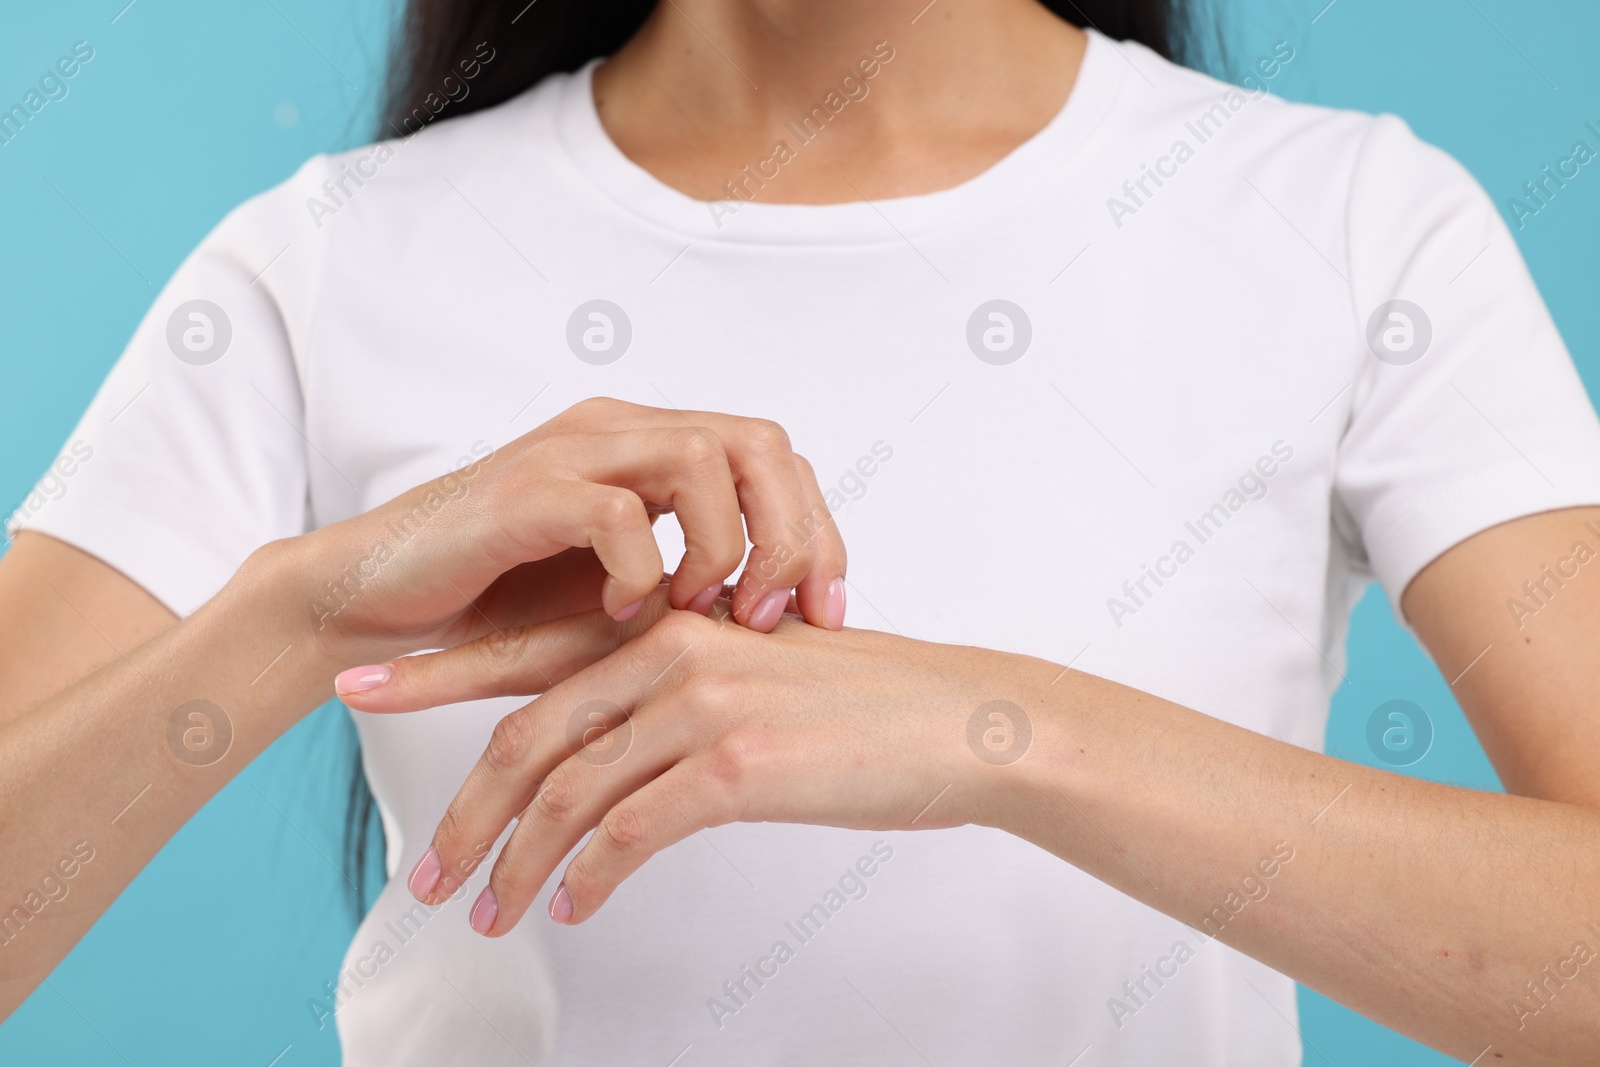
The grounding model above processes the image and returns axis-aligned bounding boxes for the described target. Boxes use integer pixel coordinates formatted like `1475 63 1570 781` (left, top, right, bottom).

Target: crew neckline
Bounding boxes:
555 29 1125 246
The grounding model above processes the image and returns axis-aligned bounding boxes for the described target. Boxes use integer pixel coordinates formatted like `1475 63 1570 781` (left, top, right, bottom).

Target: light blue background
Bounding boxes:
1 1 1595 1063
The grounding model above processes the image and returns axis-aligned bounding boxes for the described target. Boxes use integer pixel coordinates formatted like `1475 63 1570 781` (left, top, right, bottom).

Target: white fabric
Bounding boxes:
14 29 1600 1067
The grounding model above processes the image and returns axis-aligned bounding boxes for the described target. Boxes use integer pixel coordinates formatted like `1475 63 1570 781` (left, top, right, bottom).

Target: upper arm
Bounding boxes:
1403 506 1600 808
1331 117 1600 805
0 531 176 725
0 164 327 691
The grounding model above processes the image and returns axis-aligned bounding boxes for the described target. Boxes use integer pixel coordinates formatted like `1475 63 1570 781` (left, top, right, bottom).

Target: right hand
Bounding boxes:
276 397 847 666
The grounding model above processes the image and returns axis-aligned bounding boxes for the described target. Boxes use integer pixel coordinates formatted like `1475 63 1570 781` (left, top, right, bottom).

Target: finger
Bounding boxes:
560 428 745 614
334 589 674 713
404 611 704 906
708 418 817 632
551 753 740 925
406 696 576 906
469 726 684 936
521 480 664 618
539 401 839 631
788 455 847 630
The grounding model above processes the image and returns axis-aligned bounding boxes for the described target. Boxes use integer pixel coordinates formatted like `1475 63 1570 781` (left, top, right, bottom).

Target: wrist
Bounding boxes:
211 537 377 718
949 646 1075 834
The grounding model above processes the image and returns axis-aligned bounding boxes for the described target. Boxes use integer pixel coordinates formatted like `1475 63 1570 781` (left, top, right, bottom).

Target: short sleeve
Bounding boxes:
1333 114 1600 619
5 157 334 617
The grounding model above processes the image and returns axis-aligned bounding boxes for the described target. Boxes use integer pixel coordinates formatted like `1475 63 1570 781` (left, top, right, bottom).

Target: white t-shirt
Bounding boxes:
15 28 1600 1067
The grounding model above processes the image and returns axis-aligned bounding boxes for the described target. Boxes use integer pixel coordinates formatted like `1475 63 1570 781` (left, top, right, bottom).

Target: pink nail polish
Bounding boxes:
335 664 392 695
549 884 574 924
748 589 788 632
824 577 846 630
407 848 441 901
687 584 721 615
613 599 645 622
470 886 498 935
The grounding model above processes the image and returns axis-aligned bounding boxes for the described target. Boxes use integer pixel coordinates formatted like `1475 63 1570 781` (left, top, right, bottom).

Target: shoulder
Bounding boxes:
1097 32 1470 200
151 68 577 370
218 63 578 246
1089 32 1496 276
312 65 577 227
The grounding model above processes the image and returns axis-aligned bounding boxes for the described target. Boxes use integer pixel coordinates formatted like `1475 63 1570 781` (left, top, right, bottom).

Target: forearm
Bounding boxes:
0 543 340 1016
994 662 1600 1065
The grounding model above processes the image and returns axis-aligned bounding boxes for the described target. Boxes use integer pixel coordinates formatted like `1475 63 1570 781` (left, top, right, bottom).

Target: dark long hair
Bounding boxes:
379 1 1201 139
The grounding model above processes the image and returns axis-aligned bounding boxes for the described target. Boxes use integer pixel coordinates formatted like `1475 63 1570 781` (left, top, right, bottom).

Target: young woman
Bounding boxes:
4 0 1599 1063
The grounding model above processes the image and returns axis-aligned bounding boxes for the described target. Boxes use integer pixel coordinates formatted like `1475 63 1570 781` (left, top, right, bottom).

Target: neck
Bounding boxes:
593 0 1086 203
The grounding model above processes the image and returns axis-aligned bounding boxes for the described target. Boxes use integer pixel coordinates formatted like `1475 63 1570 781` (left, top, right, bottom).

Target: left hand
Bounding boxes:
339 588 1045 933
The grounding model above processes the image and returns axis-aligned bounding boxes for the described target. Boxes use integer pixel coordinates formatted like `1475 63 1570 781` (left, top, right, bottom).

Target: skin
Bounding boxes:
339 513 1600 1067
1 0 1597 1063
592 0 1087 203
0 398 846 1017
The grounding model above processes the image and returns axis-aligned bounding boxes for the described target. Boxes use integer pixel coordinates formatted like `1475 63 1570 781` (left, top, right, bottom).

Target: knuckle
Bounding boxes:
593 488 644 533
742 418 792 456
476 624 530 673
649 607 711 646
673 427 724 469
704 723 766 788
597 806 647 854
570 395 626 423
531 771 578 825
484 710 535 774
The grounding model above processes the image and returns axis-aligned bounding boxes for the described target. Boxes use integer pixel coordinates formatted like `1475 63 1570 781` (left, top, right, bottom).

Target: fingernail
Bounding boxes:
825 577 847 630
748 589 788 633
470 885 498 935
407 848 441 901
613 599 645 622
687 584 721 615
335 664 392 695
549 884 574 924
